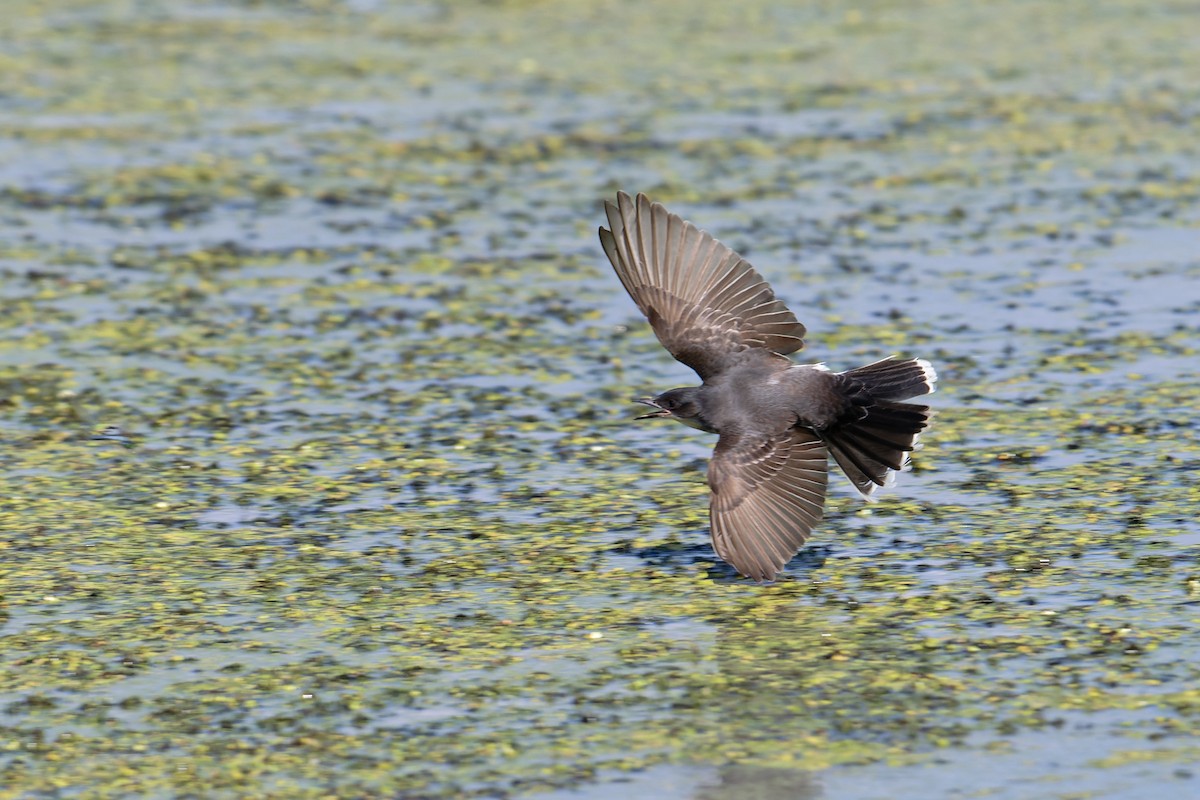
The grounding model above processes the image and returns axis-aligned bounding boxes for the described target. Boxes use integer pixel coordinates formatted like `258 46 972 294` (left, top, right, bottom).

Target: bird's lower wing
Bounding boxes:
599 191 806 380
708 428 828 582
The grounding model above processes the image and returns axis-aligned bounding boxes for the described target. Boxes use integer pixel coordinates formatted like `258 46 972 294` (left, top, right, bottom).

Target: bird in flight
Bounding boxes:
599 191 937 582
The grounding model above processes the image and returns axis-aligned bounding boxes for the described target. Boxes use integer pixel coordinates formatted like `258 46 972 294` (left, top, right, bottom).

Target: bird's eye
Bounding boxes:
660 398 675 410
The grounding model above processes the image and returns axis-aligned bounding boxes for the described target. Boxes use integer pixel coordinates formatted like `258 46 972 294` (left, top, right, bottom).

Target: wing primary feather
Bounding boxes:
599 228 642 311
665 211 687 300
633 193 654 291
616 193 644 289
651 201 670 298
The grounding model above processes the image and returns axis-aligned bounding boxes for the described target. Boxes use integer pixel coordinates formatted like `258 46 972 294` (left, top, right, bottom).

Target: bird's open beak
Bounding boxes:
632 397 671 420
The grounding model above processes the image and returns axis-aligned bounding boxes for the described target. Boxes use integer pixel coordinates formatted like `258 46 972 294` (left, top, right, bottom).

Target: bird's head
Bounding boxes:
633 388 711 431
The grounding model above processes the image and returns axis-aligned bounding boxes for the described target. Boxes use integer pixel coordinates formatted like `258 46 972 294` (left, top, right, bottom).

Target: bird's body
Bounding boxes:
600 191 937 582
714 361 841 430
659 361 837 433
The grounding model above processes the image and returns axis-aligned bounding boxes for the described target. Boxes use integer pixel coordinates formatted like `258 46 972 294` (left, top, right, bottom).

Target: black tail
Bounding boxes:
822 357 937 497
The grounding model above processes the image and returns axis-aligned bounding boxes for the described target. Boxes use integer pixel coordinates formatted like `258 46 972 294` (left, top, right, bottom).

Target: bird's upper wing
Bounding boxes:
598 191 806 380
708 428 828 582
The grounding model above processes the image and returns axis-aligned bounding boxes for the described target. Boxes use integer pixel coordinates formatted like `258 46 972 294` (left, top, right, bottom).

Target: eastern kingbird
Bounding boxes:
600 191 937 582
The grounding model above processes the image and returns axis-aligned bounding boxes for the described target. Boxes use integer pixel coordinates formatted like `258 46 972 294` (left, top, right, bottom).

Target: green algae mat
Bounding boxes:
2 1 1199 798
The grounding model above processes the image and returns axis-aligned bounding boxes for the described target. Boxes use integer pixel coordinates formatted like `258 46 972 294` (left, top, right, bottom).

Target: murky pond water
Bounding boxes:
2 1 1199 798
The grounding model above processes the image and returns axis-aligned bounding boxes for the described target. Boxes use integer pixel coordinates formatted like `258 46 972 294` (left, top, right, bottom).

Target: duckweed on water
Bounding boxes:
2 0 1199 798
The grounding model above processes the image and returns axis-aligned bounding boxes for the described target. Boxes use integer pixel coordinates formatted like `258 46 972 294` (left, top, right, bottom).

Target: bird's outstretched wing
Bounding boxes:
708 428 828 582
599 191 806 380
